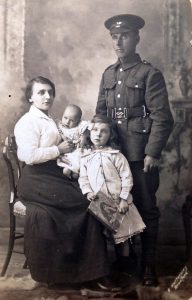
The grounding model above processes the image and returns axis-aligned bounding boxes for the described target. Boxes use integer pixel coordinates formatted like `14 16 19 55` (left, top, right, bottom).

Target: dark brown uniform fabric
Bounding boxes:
96 54 174 161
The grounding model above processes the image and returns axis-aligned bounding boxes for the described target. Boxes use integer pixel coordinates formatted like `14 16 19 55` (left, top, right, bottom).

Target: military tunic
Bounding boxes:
96 54 174 161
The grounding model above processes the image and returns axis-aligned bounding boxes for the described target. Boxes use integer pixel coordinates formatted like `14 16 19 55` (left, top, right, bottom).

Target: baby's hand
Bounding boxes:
118 199 129 214
87 192 97 201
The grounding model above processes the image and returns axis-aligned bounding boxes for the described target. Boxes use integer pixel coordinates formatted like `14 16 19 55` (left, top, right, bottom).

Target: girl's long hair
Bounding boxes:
85 114 120 150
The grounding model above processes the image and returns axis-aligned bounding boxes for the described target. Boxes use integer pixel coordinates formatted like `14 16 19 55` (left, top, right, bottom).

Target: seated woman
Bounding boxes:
14 76 109 286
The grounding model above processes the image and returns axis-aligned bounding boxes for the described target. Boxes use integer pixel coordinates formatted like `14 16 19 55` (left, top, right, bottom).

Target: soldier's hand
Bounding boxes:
143 155 159 173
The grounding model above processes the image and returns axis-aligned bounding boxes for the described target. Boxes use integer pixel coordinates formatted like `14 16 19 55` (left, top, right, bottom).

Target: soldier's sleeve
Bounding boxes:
96 74 108 115
144 68 174 159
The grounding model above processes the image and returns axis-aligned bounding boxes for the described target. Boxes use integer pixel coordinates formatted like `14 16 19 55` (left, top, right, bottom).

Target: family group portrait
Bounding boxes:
0 0 192 299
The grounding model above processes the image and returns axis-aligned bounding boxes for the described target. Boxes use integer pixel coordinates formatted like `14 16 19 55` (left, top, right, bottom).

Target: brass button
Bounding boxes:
120 68 123 72
118 80 122 85
117 120 122 124
117 94 120 98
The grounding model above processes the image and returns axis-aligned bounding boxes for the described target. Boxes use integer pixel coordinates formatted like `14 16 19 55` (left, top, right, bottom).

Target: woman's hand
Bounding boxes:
118 199 129 214
58 140 75 154
87 192 97 201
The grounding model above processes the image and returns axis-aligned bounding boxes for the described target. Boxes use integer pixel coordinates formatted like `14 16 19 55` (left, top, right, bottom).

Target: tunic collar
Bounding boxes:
29 105 52 120
111 53 142 70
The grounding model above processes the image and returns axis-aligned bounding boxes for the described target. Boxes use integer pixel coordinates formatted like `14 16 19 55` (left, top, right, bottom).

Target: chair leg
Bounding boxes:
182 195 192 261
1 215 16 276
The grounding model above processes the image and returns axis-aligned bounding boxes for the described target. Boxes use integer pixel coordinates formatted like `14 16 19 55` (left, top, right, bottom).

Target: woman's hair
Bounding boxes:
25 76 56 101
86 114 120 149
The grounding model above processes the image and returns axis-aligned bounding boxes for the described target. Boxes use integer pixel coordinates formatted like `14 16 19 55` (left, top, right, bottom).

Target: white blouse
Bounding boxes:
14 105 61 165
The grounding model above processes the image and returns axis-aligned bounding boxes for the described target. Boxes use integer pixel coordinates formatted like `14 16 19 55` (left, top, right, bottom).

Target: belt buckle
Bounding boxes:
112 107 127 119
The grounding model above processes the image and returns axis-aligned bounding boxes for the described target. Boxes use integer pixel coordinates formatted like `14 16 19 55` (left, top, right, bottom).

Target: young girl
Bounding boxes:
78 114 146 244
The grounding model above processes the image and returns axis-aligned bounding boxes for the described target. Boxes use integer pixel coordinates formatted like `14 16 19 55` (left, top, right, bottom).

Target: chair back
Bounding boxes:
3 135 21 204
1 135 25 276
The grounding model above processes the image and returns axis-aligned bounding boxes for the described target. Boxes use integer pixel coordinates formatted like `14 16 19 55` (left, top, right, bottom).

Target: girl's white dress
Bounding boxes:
79 147 146 244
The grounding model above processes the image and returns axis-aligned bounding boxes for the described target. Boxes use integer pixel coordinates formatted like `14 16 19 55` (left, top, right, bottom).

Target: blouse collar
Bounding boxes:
81 147 119 158
29 105 52 120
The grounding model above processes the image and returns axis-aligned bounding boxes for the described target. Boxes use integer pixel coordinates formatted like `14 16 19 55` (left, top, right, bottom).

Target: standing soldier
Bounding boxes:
96 14 174 286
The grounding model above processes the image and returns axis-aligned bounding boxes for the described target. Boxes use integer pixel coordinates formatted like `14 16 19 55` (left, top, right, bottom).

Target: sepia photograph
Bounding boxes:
0 0 192 299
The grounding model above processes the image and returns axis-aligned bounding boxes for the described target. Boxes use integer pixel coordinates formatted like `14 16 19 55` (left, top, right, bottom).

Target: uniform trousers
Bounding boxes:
129 161 160 266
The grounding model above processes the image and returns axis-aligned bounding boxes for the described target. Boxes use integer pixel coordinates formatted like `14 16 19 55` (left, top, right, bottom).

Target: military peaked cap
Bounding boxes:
104 14 145 34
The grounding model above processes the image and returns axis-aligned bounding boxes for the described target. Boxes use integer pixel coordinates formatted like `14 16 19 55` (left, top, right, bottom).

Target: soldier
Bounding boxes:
96 14 174 286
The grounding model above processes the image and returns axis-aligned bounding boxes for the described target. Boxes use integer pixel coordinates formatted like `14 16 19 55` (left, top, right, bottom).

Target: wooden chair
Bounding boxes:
1 135 26 276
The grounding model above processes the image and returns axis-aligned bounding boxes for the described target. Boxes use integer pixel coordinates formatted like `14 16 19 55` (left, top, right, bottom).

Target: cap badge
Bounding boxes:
115 21 122 28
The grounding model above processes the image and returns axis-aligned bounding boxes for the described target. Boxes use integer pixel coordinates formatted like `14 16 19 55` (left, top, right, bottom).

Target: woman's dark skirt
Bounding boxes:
18 161 109 284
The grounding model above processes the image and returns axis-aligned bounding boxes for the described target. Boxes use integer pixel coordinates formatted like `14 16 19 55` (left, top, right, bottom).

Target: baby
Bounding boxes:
57 104 89 178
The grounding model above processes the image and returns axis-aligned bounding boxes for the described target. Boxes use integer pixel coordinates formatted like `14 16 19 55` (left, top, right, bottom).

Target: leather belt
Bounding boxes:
111 105 149 120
